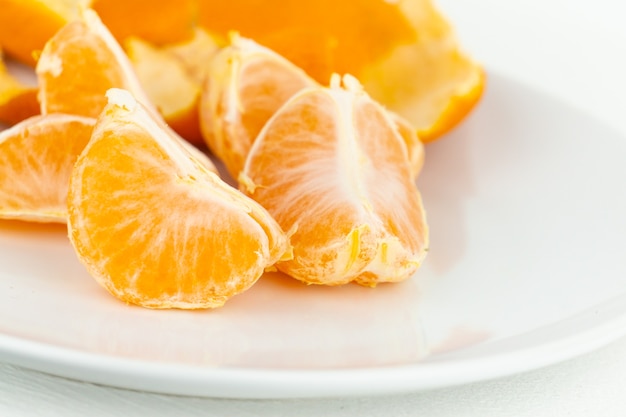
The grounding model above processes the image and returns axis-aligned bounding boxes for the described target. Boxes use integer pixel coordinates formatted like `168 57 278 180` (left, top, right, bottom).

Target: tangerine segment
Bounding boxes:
241 75 428 286
200 36 318 179
36 9 217 172
68 89 290 309
0 113 95 223
197 0 415 82
0 54 39 125
389 112 425 179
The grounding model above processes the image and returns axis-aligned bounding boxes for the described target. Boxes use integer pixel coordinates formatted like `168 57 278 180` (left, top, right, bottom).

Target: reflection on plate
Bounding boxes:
1 73 626 399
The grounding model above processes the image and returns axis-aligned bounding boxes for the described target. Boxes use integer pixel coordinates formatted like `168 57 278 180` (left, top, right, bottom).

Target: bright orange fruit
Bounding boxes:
0 113 95 223
68 88 291 309
197 0 484 142
36 8 216 171
200 35 318 178
200 35 426 180
36 8 150 119
240 75 429 286
125 36 203 143
0 53 39 126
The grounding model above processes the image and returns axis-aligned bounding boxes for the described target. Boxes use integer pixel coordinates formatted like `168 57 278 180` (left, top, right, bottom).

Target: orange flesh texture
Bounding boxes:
36 10 217 172
0 0 74 66
36 20 132 118
201 40 318 178
68 90 289 308
0 113 94 222
242 82 428 285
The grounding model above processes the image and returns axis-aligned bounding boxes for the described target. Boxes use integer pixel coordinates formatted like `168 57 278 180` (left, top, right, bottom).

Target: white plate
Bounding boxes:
1 73 626 399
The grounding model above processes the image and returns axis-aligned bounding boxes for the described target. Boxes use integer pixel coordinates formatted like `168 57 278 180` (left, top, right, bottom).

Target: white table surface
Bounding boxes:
3 0 626 415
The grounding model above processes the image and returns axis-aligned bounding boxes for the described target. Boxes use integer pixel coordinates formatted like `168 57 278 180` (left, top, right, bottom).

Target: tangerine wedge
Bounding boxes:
36 8 216 171
200 35 318 178
200 35 426 181
68 88 291 309
240 75 429 286
91 0 196 46
36 8 150 119
0 113 95 223
163 27 221 86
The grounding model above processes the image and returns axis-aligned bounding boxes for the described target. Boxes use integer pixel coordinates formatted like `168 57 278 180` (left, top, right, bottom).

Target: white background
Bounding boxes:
3 0 626 415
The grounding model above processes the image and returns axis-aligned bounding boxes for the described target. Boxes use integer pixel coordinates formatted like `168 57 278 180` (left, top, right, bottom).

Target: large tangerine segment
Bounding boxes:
36 9 150 118
0 113 95 223
68 89 290 309
241 75 429 286
36 9 217 172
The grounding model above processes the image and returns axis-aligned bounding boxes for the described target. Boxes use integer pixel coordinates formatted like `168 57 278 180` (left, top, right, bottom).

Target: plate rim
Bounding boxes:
3 72 626 398
2 291 626 399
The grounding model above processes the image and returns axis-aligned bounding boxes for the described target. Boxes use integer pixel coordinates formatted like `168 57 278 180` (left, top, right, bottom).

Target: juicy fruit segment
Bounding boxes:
0 54 39 125
200 36 318 178
68 89 290 309
36 8 217 171
197 0 484 142
125 37 202 143
390 112 425 179
0 113 94 222
241 75 429 286
91 0 196 46
36 9 150 118
200 36 425 180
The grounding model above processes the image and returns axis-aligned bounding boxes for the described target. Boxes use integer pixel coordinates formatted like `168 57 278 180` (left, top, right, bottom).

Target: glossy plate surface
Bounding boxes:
1 73 626 398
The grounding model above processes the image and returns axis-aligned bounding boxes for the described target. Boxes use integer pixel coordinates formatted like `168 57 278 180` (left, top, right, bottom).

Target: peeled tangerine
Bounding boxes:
67 88 290 309
240 75 429 286
0 113 94 222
